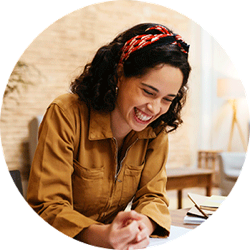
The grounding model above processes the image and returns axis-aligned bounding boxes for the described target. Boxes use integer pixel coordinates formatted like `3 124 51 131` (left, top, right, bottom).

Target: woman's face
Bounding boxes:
113 64 183 134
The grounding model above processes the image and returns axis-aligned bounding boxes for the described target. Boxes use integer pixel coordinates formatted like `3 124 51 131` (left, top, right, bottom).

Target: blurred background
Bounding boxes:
0 0 249 209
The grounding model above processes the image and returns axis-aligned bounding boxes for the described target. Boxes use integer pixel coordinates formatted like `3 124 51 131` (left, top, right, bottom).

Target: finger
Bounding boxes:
128 235 150 249
120 220 140 242
123 218 133 227
131 211 146 220
110 220 140 250
113 211 142 230
116 211 142 223
135 221 150 242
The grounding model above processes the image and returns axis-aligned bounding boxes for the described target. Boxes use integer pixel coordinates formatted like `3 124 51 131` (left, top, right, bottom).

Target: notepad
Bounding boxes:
185 193 227 224
200 195 226 211
187 193 207 206
188 193 226 212
187 206 214 218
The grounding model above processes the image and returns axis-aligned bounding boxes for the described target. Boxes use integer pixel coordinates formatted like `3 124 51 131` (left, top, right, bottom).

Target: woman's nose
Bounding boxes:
147 100 161 115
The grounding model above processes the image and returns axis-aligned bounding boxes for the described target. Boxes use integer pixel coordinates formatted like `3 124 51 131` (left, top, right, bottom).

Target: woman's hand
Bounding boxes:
76 210 154 249
108 211 151 249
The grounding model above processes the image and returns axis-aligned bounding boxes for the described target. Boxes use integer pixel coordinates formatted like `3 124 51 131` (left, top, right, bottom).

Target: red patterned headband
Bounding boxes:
119 25 189 64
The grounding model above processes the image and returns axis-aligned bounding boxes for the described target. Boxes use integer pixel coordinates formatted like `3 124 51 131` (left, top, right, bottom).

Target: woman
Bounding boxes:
27 23 191 249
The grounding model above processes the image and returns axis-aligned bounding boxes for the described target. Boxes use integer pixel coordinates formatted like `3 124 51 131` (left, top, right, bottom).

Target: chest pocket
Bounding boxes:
119 162 145 207
72 159 105 215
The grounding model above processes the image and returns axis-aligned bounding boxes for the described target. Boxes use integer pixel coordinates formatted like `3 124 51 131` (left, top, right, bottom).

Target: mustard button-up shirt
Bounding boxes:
27 93 171 239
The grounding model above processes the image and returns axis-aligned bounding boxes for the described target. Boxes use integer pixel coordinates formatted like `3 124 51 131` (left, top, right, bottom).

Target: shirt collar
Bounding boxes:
88 108 158 141
88 109 113 140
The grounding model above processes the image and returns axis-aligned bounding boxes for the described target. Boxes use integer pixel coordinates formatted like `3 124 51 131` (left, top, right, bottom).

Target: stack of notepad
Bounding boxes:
183 193 226 225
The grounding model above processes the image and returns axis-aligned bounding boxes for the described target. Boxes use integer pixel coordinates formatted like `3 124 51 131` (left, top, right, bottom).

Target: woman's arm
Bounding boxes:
27 99 99 238
132 128 171 237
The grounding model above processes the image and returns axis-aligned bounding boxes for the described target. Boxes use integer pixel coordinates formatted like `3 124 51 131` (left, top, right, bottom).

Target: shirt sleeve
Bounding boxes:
132 128 171 238
27 103 101 238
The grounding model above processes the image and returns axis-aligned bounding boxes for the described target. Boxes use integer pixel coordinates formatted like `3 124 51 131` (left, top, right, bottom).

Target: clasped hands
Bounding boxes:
108 210 154 249
77 210 155 249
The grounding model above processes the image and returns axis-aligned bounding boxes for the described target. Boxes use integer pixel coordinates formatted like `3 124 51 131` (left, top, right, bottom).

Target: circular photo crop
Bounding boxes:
0 1 249 250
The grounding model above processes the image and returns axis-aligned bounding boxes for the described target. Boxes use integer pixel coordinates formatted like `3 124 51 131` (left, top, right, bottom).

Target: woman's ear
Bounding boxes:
116 64 124 88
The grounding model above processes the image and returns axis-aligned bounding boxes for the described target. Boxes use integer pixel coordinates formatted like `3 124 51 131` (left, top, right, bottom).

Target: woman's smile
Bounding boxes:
134 107 153 123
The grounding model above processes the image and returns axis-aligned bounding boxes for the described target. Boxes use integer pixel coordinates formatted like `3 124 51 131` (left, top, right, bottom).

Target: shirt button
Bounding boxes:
117 179 122 183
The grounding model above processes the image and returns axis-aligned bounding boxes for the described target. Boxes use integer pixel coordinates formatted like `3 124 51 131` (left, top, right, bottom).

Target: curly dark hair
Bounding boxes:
70 23 191 132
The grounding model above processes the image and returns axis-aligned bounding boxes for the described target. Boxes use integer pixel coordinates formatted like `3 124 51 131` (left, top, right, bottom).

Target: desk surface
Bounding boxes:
170 208 198 229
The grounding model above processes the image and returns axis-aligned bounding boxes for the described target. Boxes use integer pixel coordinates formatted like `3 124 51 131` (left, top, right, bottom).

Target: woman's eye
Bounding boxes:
143 89 154 96
164 98 173 103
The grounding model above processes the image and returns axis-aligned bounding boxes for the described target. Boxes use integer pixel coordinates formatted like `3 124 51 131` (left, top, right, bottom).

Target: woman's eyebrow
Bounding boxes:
141 83 177 97
141 83 159 92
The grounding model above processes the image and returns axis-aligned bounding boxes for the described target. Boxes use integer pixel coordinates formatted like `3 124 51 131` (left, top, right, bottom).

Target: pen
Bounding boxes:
194 204 209 219
188 194 209 219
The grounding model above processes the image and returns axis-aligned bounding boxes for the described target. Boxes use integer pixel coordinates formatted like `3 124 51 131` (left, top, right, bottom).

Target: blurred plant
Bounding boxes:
3 61 42 101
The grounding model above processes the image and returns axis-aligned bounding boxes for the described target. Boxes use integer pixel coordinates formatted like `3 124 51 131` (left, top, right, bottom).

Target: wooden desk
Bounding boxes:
170 208 198 229
167 168 213 209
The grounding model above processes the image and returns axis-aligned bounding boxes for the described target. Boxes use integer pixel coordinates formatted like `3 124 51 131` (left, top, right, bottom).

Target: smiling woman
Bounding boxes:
71 24 190 132
27 23 191 249
112 64 183 138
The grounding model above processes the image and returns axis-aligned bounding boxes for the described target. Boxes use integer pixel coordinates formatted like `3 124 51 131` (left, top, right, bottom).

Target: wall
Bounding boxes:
0 0 198 197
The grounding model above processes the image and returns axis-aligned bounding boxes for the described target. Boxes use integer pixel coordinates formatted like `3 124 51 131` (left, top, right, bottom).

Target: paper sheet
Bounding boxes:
148 226 191 247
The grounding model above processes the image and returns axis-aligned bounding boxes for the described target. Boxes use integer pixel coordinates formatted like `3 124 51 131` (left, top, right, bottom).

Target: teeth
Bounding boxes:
135 108 152 121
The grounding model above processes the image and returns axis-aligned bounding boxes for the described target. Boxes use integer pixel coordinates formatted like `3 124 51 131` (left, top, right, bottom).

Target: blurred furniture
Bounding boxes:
217 78 247 151
29 115 43 165
198 150 221 170
167 168 213 209
198 150 221 186
166 150 221 209
218 152 245 196
9 170 23 196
